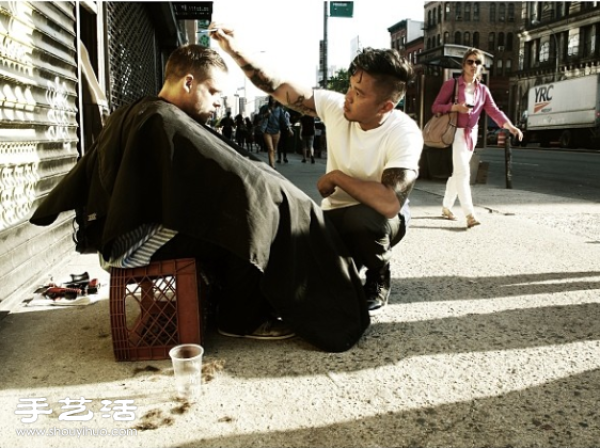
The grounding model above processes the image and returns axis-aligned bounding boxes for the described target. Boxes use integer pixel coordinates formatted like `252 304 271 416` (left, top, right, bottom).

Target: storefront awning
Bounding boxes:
417 44 493 69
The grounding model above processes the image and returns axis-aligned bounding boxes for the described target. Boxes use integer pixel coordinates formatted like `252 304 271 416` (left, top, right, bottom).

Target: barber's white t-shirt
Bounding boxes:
314 89 423 211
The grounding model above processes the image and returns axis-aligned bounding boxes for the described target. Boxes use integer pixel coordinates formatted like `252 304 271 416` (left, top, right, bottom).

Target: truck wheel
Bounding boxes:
559 130 576 148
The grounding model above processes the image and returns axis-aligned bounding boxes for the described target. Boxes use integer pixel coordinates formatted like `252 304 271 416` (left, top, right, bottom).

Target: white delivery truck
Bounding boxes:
519 75 600 148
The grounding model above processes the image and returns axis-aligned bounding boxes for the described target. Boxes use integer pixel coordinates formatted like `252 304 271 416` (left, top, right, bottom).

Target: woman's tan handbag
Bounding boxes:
423 78 459 148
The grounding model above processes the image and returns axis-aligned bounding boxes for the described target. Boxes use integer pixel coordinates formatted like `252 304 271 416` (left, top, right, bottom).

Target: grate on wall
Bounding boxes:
105 2 160 111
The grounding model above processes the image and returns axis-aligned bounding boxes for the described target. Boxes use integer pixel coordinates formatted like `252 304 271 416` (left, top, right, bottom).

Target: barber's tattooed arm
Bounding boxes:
381 168 418 209
211 25 318 115
286 92 317 116
317 167 417 219
238 59 317 115
238 61 277 94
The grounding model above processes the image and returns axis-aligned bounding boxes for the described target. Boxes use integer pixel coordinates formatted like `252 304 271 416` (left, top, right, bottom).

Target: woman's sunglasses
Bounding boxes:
466 59 482 66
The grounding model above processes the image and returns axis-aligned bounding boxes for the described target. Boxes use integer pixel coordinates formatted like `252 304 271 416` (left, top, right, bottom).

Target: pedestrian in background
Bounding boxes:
258 97 291 167
432 47 523 229
244 116 254 150
252 112 265 152
300 114 316 164
276 108 293 164
234 113 246 147
219 111 235 140
314 119 326 158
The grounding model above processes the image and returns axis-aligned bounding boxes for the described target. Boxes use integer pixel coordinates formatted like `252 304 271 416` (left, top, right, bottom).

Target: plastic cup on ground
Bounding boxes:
169 344 204 401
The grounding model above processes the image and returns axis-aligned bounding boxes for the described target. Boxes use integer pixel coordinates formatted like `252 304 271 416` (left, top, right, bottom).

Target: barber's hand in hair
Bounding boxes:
207 23 237 54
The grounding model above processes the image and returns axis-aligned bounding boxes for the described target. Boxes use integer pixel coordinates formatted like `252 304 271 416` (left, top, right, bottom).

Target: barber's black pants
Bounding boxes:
324 202 410 272
151 234 271 335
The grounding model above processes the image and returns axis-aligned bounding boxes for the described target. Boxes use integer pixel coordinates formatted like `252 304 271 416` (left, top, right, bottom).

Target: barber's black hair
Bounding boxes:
348 47 414 104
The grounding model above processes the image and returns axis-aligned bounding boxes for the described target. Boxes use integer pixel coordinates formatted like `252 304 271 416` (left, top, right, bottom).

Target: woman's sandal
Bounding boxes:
466 214 481 229
441 207 457 221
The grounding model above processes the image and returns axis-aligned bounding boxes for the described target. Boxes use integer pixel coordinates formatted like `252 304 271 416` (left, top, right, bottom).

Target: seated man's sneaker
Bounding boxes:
219 318 295 340
364 265 391 315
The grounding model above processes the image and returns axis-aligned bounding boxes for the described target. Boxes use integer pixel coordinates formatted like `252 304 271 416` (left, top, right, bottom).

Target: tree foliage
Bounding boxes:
327 68 350 93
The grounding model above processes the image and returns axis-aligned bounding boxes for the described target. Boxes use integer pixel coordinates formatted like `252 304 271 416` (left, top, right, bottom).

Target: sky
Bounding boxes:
207 0 426 97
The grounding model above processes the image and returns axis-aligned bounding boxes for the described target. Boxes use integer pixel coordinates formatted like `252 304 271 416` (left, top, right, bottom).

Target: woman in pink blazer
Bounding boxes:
432 48 522 228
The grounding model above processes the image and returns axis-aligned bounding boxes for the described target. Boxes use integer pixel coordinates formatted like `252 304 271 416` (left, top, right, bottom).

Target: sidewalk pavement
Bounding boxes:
1 148 600 448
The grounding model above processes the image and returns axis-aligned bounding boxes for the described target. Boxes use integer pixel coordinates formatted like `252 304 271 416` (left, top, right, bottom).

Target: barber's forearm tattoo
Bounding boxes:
239 61 278 93
234 56 317 116
287 93 317 115
382 168 417 208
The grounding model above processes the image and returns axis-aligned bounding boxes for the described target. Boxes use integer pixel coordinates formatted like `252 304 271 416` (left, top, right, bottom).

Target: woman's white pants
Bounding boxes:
442 127 477 217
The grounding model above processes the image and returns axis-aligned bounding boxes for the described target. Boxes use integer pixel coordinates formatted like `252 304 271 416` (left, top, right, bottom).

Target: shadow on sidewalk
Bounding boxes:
175 365 600 448
2 278 600 386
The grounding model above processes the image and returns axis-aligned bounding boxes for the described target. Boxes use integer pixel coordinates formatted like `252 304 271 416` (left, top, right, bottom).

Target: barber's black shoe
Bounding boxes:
364 265 391 315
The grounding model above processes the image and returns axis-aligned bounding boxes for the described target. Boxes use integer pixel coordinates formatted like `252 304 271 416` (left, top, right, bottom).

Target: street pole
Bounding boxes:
322 1 328 88
503 130 512 189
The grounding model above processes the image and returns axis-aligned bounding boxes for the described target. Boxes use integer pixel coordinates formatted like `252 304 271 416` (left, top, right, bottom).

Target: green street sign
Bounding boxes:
330 1 353 18
198 34 210 47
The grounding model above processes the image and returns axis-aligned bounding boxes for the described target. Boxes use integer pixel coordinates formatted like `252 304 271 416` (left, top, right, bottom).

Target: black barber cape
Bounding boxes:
30 97 369 352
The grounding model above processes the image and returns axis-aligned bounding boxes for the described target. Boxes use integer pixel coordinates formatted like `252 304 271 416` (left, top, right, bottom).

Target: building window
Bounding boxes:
499 4 506 22
445 2 450 20
465 3 471 21
464 31 471 47
456 2 462 20
438 34 442 46
428 10 432 28
497 59 503 76
506 59 512 74
473 31 480 48
556 2 565 19
506 33 513 51
473 2 480 21
444 31 449 43
582 24 597 57
540 39 550 62
498 32 505 47
568 29 580 57
490 4 496 22
438 5 442 23
507 3 515 22
531 40 539 67
455 31 462 45
488 32 495 52
523 41 532 69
